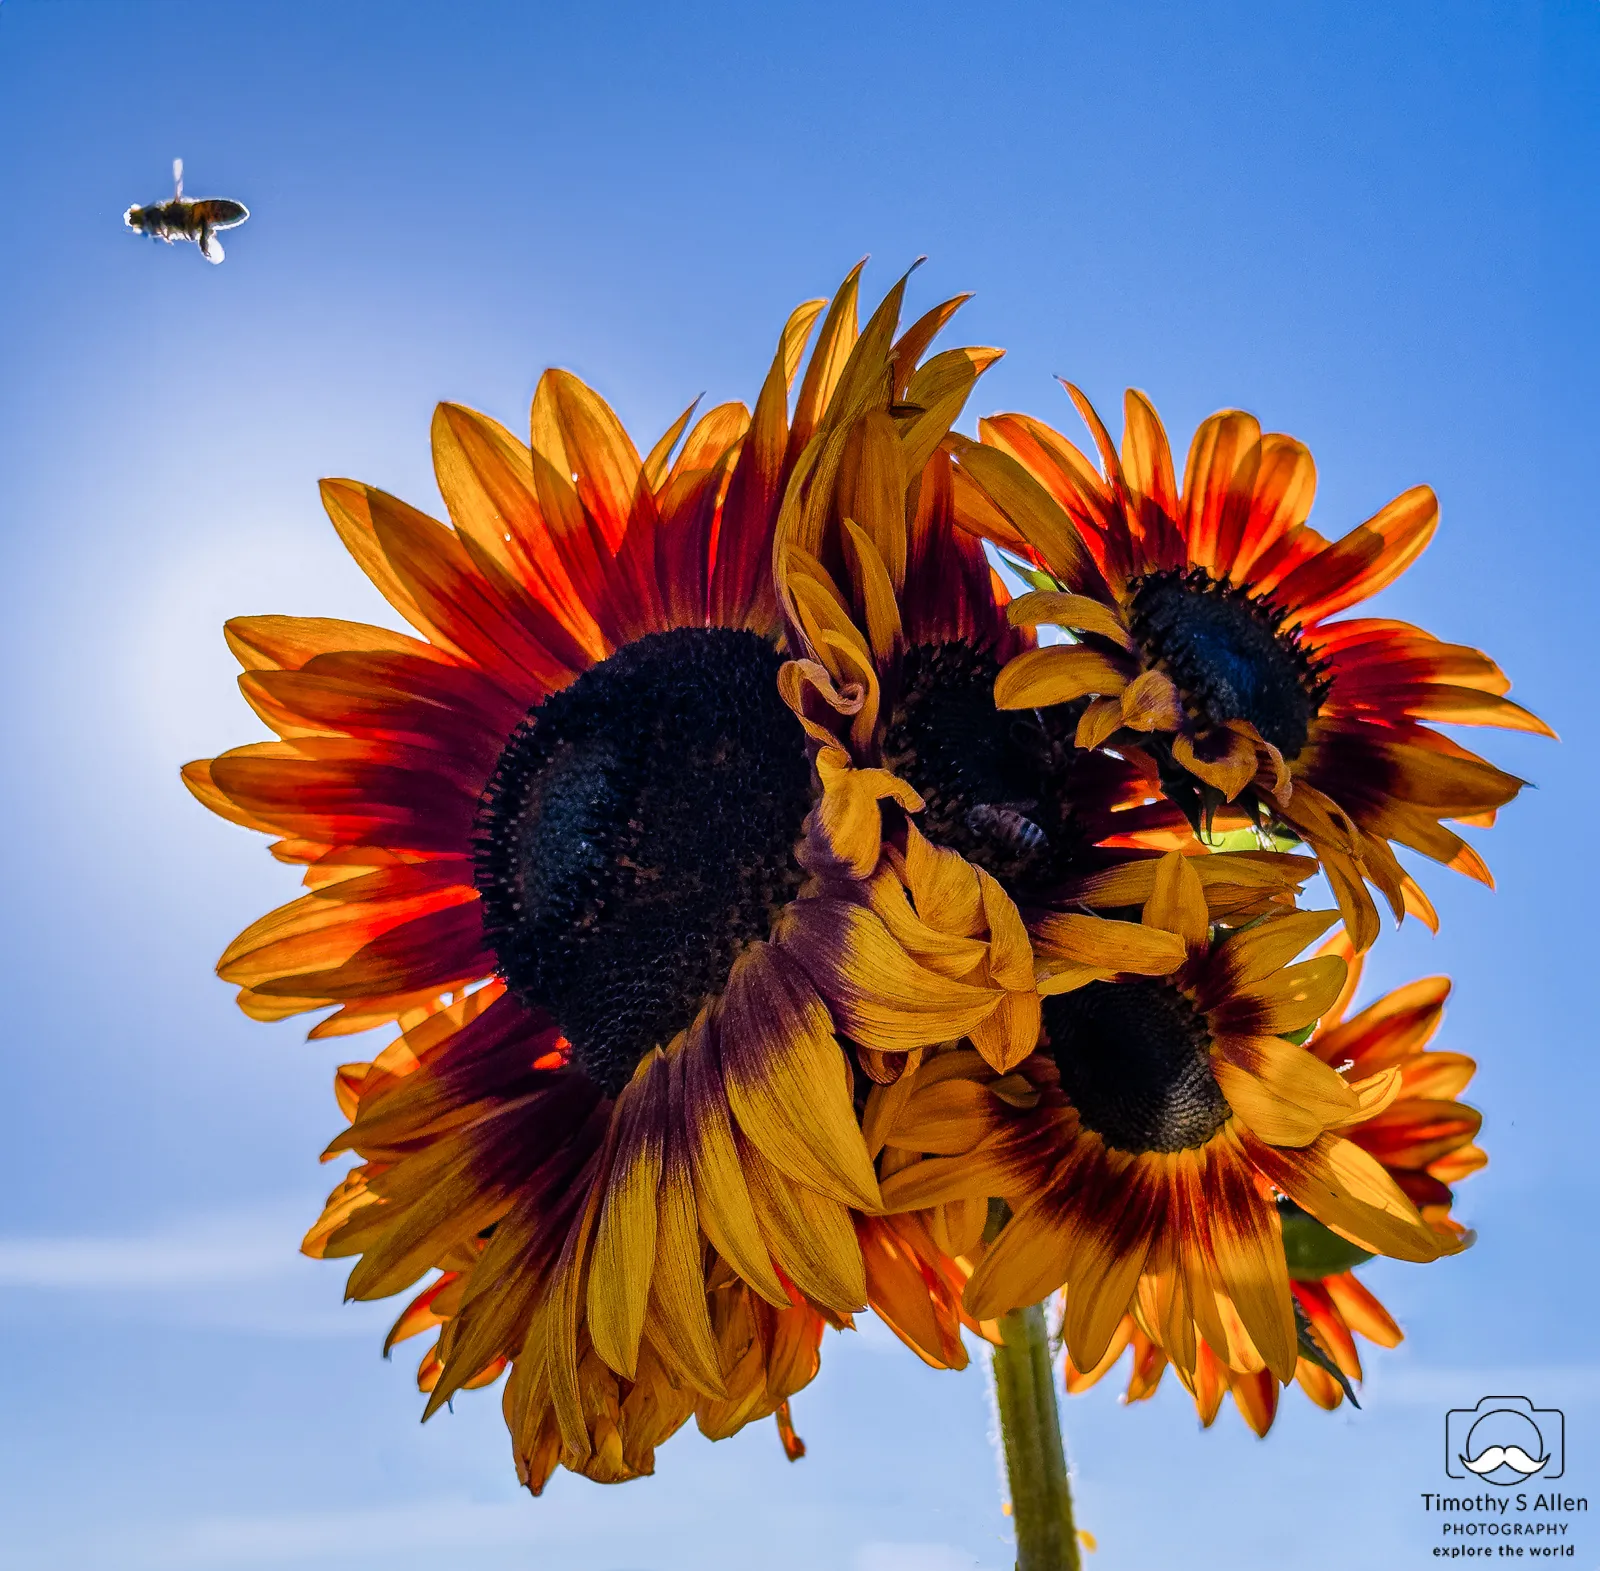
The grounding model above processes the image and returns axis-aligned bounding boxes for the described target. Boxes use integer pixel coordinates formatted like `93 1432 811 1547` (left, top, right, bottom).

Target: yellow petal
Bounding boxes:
1143 850 1209 952
1205 910 1340 997
587 1054 667 1379
1217 955 1349 1036
880 1143 1022 1210
721 946 882 1212
1120 669 1185 732
781 899 1006 1054
647 1056 727 1399
861 1047 924 1158
1075 697 1125 751
682 1010 789 1307
862 867 989 978
841 518 904 663
741 1136 867 1315
903 822 986 938
995 645 1130 710
976 869 1035 991
813 745 922 878
1173 728 1257 800
1062 1184 1159 1370
894 1076 998 1155
1200 1135 1296 1381
955 441 1103 586
900 345 1004 476
1029 911 1186 976
1212 1035 1360 1147
1006 591 1134 649
968 989 1042 1075
1243 1131 1446 1262
837 412 908 590
964 1203 1079 1321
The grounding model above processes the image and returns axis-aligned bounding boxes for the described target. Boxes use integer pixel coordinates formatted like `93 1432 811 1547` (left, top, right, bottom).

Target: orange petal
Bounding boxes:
1181 411 1262 574
956 441 1105 588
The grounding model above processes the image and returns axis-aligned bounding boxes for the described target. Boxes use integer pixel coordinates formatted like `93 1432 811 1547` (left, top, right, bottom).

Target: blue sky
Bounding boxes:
0 2 1594 1567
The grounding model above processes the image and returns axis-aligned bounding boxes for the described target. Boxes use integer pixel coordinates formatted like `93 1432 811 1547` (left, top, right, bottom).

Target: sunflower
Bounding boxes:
774 338 1315 1081
1061 929 1482 1433
951 388 1553 947
184 271 1016 1489
873 851 1454 1387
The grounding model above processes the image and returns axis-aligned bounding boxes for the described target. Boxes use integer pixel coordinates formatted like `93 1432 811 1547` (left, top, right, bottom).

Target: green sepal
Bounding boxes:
996 551 1064 595
1280 1206 1375 1281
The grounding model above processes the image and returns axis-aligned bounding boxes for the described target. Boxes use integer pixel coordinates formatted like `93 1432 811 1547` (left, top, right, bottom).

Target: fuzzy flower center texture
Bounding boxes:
884 640 1091 891
1127 570 1324 761
1043 978 1232 1154
473 627 811 1098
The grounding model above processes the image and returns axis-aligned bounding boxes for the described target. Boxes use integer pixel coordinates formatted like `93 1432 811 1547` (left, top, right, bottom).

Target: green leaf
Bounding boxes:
1293 1295 1361 1409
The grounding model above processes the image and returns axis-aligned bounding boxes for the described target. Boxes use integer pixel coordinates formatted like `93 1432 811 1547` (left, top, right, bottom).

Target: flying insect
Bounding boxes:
124 160 248 264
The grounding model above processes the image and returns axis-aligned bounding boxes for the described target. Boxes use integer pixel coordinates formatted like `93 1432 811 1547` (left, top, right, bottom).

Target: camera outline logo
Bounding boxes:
1445 1396 1564 1486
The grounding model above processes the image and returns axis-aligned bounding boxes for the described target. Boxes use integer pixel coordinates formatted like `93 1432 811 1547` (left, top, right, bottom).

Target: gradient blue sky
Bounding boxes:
1 3 1595 1567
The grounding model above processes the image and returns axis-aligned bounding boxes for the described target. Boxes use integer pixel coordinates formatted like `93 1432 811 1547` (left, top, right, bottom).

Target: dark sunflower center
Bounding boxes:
883 641 1089 890
1042 979 1231 1153
473 627 810 1098
1128 570 1321 760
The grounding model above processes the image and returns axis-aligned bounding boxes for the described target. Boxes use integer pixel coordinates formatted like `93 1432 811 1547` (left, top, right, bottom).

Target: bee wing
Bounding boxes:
173 158 184 199
194 199 249 230
198 228 225 264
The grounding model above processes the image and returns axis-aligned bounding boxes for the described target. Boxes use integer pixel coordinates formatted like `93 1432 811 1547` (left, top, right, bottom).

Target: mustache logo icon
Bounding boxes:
1446 1398 1563 1485
1460 1444 1549 1477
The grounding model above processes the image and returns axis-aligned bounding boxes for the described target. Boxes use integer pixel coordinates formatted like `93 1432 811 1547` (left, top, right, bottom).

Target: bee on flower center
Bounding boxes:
882 640 1091 892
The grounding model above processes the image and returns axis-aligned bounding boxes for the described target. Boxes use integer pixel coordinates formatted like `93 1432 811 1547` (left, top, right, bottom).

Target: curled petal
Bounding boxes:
995 645 1131 710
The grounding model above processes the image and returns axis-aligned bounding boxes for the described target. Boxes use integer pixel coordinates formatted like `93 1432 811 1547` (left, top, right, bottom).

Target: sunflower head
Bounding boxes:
954 386 1553 948
185 269 1071 1493
877 851 1452 1386
1058 925 1483 1433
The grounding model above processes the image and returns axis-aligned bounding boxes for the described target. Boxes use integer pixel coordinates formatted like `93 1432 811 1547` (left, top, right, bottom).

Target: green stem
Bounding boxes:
992 1301 1081 1571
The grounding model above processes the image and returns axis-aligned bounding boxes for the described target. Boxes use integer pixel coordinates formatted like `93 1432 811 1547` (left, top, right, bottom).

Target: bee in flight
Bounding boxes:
124 160 248 264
